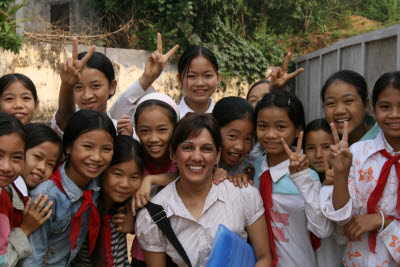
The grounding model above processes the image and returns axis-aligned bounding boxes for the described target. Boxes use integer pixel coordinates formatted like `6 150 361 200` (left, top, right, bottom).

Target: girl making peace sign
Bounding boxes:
252 90 333 266
53 34 179 137
321 71 400 266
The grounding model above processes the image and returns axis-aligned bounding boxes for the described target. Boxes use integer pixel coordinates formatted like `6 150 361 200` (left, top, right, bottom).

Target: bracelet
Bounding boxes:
378 211 385 233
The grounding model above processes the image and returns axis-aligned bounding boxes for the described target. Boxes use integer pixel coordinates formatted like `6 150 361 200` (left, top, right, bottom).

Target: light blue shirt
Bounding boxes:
20 162 100 266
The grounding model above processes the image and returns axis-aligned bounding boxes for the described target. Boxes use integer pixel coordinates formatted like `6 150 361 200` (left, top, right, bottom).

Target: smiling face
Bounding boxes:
374 86 400 151
257 107 300 165
248 83 270 108
135 105 174 161
304 130 334 173
74 67 116 113
0 81 38 124
65 129 114 189
180 56 219 108
220 119 254 166
22 141 61 189
102 158 142 206
172 129 220 185
323 80 369 138
0 133 25 188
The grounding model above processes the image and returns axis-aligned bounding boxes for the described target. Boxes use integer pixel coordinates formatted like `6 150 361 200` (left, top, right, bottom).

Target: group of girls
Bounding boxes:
0 32 399 267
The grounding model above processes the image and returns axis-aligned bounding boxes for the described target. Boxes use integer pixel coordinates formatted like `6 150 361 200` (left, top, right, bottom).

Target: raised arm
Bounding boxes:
110 33 179 121
55 38 95 131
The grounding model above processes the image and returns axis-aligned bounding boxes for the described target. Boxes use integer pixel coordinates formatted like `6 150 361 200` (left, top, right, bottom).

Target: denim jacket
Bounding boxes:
20 162 100 266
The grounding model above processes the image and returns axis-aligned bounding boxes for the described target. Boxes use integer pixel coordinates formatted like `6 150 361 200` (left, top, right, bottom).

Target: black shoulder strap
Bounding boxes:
145 202 192 267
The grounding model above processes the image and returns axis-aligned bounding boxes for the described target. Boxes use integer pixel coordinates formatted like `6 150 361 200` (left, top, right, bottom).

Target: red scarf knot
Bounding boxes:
70 189 100 255
366 150 400 253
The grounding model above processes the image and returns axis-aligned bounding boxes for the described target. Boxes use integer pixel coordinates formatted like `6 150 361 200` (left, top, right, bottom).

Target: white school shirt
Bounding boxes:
109 79 156 124
178 97 215 119
320 130 400 266
253 157 334 267
13 176 28 197
135 179 264 267
314 186 346 267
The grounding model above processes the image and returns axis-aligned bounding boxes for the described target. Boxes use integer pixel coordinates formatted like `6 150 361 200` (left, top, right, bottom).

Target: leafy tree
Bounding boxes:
0 0 29 54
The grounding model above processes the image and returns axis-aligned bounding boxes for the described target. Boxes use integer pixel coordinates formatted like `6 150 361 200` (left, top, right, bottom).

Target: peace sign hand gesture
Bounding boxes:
281 132 309 174
323 156 334 185
266 52 304 90
139 33 179 89
327 121 353 175
60 37 95 87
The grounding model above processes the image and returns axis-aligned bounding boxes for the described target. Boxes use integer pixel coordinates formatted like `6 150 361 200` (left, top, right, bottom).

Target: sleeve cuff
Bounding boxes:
8 228 32 259
246 208 265 227
126 80 156 104
319 186 353 224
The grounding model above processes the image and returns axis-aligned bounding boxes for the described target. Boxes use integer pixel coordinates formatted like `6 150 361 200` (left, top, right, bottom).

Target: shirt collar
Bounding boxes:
59 162 100 203
382 131 400 156
167 178 224 221
178 97 215 119
260 156 290 183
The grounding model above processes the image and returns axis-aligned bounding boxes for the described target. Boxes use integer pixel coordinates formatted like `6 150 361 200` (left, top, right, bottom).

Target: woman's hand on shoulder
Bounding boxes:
327 121 353 175
281 132 309 174
139 33 179 90
60 37 95 87
229 174 254 188
19 194 53 236
113 203 135 234
213 167 228 185
131 175 153 215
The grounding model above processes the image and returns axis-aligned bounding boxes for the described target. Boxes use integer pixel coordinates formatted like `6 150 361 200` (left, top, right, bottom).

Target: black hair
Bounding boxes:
246 80 270 100
92 135 144 266
63 109 116 156
23 123 63 167
134 100 178 126
109 135 145 173
255 90 305 130
78 51 116 99
321 70 368 104
0 73 38 103
372 71 400 107
303 118 332 149
170 113 221 155
178 45 218 82
212 96 254 127
0 111 25 145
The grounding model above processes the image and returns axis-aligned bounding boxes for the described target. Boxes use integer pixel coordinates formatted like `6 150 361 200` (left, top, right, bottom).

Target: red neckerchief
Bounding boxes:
102 214 114 267
0 188 14 229
259 170 278 267
50 163 100 255
366 150 400 253
145 155 171 175
310 232 321 250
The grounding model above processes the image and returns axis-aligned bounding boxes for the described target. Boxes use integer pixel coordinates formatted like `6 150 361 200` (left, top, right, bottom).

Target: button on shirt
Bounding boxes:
178 97 215 119
20 162 100 266
135 179 264 267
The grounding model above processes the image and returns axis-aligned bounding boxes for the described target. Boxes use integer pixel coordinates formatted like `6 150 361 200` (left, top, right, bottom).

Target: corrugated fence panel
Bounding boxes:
295 24 400 123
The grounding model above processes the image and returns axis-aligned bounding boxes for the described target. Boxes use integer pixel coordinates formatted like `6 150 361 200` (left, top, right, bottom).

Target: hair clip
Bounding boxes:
288 98 291 105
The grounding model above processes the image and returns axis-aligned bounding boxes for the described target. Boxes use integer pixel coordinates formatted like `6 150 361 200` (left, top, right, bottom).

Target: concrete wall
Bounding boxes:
295 24 400 122
0 42 245 116
16 0 99 35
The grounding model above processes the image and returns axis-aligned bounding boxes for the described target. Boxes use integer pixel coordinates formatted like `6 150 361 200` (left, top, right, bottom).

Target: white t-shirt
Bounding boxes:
135 179 264 267
178 97 215 119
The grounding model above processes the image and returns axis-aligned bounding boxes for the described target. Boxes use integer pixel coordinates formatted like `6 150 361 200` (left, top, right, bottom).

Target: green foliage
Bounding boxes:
354 0 400 24
0 0 29 54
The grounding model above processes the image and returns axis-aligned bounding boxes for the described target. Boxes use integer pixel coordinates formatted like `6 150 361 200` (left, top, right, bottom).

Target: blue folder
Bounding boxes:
206 224 256 267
